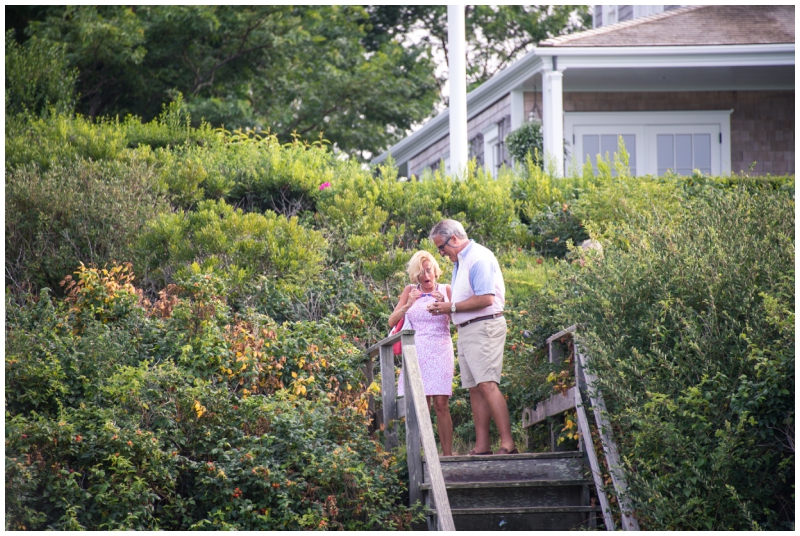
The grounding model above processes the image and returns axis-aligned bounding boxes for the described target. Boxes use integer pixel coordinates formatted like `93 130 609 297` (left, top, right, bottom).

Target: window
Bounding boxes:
565 111 731 177
481 115 512 178
582 133 637 175
469 133 484 168
657 134 711 175
494 116 512 174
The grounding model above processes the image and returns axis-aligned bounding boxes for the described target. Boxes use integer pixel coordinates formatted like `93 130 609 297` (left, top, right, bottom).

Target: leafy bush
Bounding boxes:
138 199 327 292
6 265 419 530
505 120 543 166
527 202 589 258
5 158 169 296
532 186 794 529
5 29 77 117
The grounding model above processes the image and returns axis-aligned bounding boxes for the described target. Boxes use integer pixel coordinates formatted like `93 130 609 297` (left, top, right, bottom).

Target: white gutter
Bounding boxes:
534 43 794 56
537 43 795 69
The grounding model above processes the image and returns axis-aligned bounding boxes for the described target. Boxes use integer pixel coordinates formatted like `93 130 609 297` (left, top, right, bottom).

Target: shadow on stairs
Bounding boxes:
417 451 601 531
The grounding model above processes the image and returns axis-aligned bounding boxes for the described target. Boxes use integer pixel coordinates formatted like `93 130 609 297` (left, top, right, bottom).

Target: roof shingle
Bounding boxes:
540 5 795 47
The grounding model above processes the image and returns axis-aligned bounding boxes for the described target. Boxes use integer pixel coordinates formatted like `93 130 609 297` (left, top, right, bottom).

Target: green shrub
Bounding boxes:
5 158 169 296
535 186 794 529
526 202 589 258
5 113 129 171
505 120 543 166
5 266 419 530
5 99 218 173
138 199 327 291
5 30 77 117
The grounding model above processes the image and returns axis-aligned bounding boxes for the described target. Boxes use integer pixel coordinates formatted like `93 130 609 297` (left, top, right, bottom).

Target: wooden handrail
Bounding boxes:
365 329 455 531
575 346 640 531
521 326 640 531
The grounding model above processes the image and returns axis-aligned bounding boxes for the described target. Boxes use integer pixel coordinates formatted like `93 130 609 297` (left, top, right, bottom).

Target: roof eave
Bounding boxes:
372 51 545 165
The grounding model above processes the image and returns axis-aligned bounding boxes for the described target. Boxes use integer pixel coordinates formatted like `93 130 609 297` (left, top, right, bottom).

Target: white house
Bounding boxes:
372 5 795 178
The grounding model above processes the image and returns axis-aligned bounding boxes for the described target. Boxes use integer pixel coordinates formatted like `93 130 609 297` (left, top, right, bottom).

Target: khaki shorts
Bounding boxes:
457 316 507 388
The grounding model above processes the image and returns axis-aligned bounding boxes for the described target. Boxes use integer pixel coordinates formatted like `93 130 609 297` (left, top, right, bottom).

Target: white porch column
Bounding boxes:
447 5 468 177
542 68 564 176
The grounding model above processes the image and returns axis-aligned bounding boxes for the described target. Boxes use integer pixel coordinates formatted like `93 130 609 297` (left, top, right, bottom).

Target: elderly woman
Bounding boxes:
389 250 455 456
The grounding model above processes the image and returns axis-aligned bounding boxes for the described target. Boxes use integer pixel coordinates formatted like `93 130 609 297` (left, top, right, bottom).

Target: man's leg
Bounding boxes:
469 386 493 453
476 381 515 452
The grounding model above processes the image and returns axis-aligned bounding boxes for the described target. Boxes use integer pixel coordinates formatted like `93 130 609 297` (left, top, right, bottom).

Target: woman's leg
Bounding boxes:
428 395 454 456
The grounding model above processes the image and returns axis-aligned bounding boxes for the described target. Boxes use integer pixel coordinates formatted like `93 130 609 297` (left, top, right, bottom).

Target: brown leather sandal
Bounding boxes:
495 447 519 455
468 449 493 456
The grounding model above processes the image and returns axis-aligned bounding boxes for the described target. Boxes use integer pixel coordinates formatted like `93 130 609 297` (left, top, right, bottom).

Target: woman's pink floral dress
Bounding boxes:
398 285 454 397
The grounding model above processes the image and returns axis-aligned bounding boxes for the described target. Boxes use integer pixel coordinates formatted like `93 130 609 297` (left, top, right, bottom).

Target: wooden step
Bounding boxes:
420 478 590 509
423 451 587 483
429 506 600 531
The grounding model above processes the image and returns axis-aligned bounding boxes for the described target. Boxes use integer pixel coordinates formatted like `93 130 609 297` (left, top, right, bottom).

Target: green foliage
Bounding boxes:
529 186 795 529
571 173 683 244
5 157 169 296
506 121 543 165
21 5 439 159
6 88 795 530
6 266 419 530
138 199 327 291
5 29 77 117
527 202 589 259
5 113 129 171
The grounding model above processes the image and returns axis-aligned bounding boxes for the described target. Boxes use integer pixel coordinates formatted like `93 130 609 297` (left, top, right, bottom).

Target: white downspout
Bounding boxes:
447 5 469 178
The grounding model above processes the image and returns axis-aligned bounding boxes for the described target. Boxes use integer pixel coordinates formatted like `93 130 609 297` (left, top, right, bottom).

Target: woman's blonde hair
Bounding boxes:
407 250 442 284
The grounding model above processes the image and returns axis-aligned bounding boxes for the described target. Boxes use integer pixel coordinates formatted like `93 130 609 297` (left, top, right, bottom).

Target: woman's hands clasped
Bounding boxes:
406 287 422 309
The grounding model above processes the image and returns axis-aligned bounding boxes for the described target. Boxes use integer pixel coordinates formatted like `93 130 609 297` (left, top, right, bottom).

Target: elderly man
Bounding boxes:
426 219 517 455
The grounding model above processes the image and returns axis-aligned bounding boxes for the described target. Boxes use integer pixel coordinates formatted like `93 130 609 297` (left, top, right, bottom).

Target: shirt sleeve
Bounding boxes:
469 258 496 296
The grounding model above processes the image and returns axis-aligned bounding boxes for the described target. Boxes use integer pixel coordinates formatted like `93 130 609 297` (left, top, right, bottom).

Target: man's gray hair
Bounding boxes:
430 219 468 241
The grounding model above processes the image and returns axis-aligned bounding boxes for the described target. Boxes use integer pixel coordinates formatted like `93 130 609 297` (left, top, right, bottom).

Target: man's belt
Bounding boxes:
457 313 504 329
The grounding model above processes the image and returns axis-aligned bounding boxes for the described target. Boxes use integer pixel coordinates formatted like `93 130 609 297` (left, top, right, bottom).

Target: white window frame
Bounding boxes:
565 110 732 176
482 124 499 177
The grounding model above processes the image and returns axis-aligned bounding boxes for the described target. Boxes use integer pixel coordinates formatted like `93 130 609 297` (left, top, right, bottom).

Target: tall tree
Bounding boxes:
13 5 590 157
364 5 591 98
22 5 439 159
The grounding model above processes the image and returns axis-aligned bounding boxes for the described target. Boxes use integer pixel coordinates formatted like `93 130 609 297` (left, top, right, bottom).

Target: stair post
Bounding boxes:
379 344 399 452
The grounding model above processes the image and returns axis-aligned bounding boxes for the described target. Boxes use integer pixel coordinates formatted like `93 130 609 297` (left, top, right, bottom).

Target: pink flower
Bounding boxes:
319 182 331 191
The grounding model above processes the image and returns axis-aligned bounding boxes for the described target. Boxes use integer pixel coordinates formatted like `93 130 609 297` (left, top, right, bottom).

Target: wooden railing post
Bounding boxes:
401 332 455 531
574 353 616 530
379 344 399 452
403 343 423 508
366 330 454 531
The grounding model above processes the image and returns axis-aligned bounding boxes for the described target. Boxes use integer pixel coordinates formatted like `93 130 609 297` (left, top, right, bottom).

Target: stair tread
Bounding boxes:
424 450 582 463
431 506 601 515
420 478 590 491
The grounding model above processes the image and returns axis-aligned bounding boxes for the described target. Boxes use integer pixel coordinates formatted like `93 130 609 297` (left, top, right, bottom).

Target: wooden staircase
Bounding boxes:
365 327 638 531
421 451 600 530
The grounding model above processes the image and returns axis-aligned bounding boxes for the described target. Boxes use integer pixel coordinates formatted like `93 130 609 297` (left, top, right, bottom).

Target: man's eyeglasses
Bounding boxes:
436 236 453 253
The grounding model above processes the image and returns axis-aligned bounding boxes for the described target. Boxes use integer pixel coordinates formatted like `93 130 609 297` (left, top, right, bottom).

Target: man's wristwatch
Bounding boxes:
450 302 457 313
